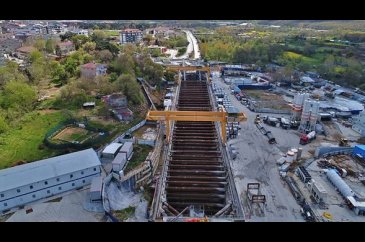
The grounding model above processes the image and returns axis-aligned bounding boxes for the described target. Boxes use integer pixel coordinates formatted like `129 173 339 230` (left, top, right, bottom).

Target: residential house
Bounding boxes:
56 41 75 56
0 37 22 54
80 62 107 79
102 93 133 121
16 46 37 58
120 28 143 44
70 29 89 36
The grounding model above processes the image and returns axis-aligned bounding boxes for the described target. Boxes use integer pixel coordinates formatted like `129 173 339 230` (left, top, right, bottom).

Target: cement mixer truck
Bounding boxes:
299 131 316 145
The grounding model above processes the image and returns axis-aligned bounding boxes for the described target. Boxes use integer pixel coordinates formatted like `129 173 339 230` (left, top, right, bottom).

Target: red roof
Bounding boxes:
81 62 96 69
121 28 142 33
58 41 73 47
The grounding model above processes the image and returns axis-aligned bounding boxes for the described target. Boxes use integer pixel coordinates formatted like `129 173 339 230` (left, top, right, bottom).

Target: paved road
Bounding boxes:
212 73 304 221
174 30 200 60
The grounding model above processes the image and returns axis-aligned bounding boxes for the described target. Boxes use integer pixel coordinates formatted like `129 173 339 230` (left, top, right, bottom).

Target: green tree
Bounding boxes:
0 81 37 111
29 50 44 63
112 53 135 75
96 49 113 62
71 35 90 50
45 38 56 54
28 61 46 84
91 30 107 40
50 61 67 82
0 61 28 86
114 74 143 104
33 38 46 51
82 41 96 54
60 31 77 41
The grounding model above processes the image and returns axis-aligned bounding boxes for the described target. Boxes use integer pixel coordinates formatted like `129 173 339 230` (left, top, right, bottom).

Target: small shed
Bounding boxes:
102 143 123 159
112 153 127 172
90 176 103 202
119 142 133 160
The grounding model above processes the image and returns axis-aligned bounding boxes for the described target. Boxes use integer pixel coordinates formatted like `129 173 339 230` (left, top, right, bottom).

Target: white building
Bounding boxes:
307 179 327 203
119 142 134 160
102 143 123 159
71 29 89 36
0 148 101 213
120 28 143 44
352 111 365 136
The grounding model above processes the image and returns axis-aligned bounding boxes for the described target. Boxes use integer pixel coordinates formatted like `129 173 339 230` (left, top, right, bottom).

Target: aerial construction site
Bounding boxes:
147 68 245 221
2 21 365 222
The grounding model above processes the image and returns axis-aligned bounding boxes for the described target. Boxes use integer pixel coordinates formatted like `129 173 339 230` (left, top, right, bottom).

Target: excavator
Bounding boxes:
339 138 350 147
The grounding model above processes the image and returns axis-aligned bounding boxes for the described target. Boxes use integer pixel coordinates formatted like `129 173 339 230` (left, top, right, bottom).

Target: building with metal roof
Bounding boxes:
0 148 101 213
102 143 123 159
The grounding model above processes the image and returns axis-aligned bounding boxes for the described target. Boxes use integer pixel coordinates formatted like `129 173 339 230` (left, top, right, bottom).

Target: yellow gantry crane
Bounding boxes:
166 66 211 82
146 110 247 144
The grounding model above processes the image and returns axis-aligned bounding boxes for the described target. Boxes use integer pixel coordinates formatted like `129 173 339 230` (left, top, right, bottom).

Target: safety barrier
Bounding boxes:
44 119 109 150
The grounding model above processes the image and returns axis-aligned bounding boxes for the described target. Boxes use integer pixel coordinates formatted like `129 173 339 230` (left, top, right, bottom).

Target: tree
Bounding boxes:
112 53 135 75
28 61 46 84
82 41 96 54
0 81 37 111
33 38 46 51
91 30 107 41
29 50 44 63
96 49 113 62
114 74 143 104
60 31 77 41
45 38 56 54
50 61 67 82
0 61 28 86
95 75 117 94
164 70 176 82
71 35 90 50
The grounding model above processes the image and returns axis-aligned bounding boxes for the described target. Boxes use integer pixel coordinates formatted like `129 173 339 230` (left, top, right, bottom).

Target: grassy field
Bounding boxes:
283 51 322 66
0 111 66 169
101 30 120 37
124 144 153 173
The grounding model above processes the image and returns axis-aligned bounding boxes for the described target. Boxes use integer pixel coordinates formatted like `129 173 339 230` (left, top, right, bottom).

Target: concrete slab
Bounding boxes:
6 188 104 222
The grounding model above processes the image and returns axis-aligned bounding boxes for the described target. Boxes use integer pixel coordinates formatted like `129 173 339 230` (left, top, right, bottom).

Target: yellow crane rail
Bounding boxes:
146 110 247 143
166 66 211 80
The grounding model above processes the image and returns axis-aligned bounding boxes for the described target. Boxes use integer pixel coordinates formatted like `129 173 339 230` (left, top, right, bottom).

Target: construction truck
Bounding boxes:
280 117 290 129
339 138 350 147
300 131 316 145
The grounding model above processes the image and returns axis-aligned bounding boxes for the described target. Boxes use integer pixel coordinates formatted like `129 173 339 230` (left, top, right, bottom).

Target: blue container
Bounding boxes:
353 145 365 158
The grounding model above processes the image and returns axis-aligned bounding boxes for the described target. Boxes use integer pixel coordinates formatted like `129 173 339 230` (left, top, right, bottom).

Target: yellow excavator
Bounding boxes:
339 138 350 147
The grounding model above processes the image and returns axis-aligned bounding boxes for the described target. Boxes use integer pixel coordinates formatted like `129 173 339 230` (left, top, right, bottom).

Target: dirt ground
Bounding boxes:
52 127 89 142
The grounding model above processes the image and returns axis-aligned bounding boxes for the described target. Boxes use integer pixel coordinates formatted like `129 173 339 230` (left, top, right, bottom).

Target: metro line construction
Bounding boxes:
151 70 244 221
